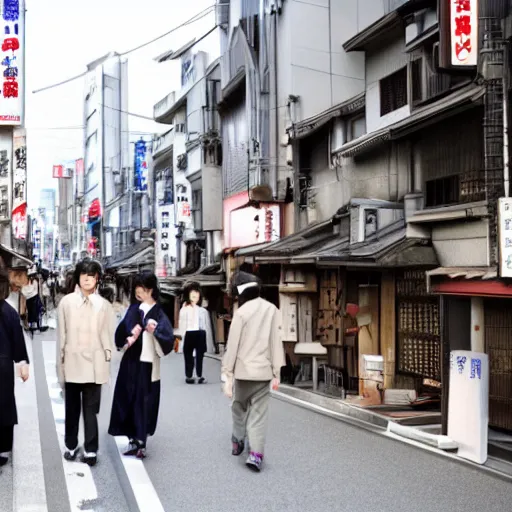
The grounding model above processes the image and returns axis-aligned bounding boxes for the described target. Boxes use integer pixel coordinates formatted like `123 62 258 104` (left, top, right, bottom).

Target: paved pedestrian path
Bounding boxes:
2 331 512 512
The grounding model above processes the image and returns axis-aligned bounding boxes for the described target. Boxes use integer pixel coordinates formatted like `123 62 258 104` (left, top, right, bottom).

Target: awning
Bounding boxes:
0 244 33 267
336 84 485 158
426 266 508 296
290 93 365 140
160 264 225 290
108 244 154 271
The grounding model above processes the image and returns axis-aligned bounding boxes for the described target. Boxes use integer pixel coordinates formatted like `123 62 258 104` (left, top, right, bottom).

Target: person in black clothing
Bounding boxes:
0 268 29 468
109 271 174 459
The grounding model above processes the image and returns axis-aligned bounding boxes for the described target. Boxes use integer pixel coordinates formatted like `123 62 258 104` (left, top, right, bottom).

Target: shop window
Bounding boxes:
380 67 408 116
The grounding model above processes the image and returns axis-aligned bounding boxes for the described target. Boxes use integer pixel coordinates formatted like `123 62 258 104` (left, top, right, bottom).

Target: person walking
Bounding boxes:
57 258 115 467
108 271 174 459
0 268 29 469
178 281 214 384
221 271 285 472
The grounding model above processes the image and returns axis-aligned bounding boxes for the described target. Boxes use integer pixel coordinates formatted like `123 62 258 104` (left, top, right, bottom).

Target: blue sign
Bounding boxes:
134 139 148 192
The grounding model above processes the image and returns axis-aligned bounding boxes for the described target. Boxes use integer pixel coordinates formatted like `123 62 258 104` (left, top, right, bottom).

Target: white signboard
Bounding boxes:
498 197 512 278
230 204 281 248
448 350 489 464
450 0 478 67
0 0 24 125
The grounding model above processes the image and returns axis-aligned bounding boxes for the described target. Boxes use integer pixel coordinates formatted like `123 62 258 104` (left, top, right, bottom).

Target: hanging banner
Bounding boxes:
0 0 24 125
450 0 478 67
134 139 148 192
12 126 25 238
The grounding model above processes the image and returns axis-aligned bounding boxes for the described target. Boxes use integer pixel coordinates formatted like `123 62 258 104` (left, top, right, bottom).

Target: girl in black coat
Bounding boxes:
108 271 174 459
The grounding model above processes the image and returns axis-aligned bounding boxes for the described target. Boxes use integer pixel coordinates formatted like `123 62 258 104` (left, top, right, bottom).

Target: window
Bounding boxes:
346 115 366 142
380 67 408 116
191 189 202 232
411 58 423 104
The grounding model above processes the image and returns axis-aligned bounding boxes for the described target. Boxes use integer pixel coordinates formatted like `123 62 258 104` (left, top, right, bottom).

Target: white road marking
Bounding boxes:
42 340 98 512
114 437 165 512
12 336 48 512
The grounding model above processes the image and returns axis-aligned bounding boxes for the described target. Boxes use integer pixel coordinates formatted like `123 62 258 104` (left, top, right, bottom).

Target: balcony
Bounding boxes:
154 91 186 124
153 130 175 158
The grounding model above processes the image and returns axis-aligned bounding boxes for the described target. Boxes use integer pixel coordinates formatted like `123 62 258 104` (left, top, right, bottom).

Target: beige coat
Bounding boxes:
222 297 285 381
57 290 115 385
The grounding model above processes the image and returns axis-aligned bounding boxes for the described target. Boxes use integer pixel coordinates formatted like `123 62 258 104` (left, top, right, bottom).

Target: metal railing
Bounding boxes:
425 170 487 208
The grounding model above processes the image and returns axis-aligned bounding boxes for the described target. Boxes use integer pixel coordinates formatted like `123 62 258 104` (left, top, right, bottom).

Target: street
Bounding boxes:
0 330 510 512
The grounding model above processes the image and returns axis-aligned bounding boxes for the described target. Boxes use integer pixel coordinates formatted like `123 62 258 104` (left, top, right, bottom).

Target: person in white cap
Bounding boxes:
221 271 285 472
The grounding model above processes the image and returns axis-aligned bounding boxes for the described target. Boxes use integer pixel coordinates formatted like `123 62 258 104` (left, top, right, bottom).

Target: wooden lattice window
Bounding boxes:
380 67 408 116
396 270 441 380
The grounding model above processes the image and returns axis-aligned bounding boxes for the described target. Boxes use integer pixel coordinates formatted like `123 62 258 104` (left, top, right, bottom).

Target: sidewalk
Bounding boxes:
205 352 512 482
0 335 48 512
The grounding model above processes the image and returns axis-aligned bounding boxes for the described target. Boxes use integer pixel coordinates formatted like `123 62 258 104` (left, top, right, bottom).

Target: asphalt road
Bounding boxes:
1 330 511 512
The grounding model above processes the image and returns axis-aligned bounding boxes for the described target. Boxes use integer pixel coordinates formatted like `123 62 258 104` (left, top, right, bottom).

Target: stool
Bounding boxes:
294 342 328 392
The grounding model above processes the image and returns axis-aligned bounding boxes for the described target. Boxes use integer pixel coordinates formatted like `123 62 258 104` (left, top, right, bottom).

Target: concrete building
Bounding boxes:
153 21 223 282
82 52 129 260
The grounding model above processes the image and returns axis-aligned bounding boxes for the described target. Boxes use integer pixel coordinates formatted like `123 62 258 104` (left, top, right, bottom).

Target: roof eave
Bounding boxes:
343 12 402 52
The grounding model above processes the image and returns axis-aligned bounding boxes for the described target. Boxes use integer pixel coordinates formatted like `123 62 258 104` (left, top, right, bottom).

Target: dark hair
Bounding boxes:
74 258 103 289
98 286 115 304
64 270 76 294
131 271 160 303
0 267 10 301
182 281 202 306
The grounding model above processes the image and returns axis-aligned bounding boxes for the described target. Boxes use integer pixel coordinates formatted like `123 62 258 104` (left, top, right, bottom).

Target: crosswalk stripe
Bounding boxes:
42 340 98 512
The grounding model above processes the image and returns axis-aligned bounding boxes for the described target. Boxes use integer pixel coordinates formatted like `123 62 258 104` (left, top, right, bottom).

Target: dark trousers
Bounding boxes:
183 330 207 378
0 425 14 453
65 383 102 453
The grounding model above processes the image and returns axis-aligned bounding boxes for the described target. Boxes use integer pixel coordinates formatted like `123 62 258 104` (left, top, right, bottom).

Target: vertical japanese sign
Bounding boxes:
0 0 24 125
11 126 25 238
52 165 63 178
450 0 478 66
498 197 512 278
75 158 84 197
0 133 10 221
133 139 148 192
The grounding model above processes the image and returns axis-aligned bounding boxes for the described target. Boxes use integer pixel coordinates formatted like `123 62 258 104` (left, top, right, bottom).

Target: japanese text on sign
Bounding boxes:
470 358 482 379
450 0 478 67
0 0 23 124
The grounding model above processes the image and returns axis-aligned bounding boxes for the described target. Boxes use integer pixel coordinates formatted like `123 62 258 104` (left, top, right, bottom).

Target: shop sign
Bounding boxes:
12 126 25 238
498 197 512 278
230 204 280 248
450 0 478 66
0 0 24 125
134 139 148 192
52 164 71 179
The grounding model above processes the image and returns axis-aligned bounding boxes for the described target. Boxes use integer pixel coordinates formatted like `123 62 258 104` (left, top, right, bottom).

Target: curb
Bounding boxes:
205 353 512 483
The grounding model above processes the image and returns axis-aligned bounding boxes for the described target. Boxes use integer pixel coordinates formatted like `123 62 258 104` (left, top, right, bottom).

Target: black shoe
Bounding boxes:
185 377 195 384
81 453 97 467
136 447 146 459
232 436 245 456
63 447 78 461
123 441 139 457
0 456 8 467
198 377 207 384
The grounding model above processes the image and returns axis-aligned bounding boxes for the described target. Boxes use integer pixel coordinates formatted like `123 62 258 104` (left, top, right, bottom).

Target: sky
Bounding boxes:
25 0 215 208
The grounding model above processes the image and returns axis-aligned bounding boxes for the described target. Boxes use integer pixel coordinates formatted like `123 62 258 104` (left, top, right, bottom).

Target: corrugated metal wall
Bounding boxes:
419 108 484 183
222 99 249 198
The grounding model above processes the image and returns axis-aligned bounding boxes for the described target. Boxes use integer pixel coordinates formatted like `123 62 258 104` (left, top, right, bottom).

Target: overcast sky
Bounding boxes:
25 0 214 208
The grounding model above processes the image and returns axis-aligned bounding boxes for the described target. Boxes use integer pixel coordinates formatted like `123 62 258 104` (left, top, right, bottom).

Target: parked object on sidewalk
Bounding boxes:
176 281 214 383
221 271 285 472
109 271 174 459
58 258 115 466
0 268 30 467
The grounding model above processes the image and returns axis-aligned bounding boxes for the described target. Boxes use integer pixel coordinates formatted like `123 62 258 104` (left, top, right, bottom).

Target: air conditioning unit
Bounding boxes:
216 1 229 27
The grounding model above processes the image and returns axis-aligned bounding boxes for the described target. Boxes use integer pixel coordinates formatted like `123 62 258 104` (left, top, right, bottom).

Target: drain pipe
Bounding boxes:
271 5 279 199
504 41 510 197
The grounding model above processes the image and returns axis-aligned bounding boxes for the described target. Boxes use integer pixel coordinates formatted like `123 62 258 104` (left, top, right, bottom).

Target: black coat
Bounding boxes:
108 303 174 441
0 300 29 427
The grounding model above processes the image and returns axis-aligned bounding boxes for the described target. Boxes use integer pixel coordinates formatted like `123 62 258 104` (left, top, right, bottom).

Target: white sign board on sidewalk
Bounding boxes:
448 350 489 464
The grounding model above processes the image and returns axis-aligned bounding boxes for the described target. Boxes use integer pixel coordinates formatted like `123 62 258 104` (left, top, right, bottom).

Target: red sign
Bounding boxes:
75 158 84 175
52 165 63 178
450 0 477 66
88 198 101 220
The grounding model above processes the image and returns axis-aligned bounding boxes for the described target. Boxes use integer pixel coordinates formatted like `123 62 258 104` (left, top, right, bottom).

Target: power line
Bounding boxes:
32 5 216 95
120 5 215 56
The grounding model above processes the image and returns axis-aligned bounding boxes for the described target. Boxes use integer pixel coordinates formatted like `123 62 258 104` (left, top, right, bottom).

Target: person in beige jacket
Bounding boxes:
58 259 115 467
221 271 285 472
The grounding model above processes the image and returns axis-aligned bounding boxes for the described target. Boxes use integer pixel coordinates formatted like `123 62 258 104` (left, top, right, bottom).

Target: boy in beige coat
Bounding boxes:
221 271 285 472
58 259 115 466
